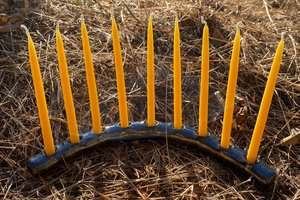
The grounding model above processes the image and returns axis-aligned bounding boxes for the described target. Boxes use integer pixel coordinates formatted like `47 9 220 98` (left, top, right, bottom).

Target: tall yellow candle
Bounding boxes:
21 25 55 156
56 22 80 143
220 23 241 149
112 16 129 128
247 33 284 164
198 18 209 137
147 16 155 126
81 17 102 134
173 16 182 130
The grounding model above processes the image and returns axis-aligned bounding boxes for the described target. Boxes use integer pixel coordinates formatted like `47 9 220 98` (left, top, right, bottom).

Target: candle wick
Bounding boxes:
201 16 207 26
81 15 85 24
21 25 30 39
150 13 154 20
111 8 114 18
170 11 178 20
56 20 62 31
20 24 27 31
281 32 285 41
237 21 243 29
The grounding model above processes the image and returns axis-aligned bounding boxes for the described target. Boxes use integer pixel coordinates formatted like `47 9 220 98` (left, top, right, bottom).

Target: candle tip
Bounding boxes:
201 16 207 26
281 32 285 41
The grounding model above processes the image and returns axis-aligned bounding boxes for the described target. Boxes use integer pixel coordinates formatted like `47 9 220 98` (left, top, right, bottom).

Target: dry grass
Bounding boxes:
0 0 300 199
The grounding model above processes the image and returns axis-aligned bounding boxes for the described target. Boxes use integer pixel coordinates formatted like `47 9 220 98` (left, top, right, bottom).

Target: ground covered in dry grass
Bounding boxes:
1 0 300 199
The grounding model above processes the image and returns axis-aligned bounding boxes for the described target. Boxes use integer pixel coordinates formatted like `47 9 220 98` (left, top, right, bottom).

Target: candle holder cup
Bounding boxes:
144 120 160 127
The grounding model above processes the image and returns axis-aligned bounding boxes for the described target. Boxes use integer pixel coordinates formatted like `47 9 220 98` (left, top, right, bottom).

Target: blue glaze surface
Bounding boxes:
28 121 276 187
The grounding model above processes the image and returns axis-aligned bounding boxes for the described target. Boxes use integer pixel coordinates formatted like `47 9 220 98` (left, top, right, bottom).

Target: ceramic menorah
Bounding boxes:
22 15 284 187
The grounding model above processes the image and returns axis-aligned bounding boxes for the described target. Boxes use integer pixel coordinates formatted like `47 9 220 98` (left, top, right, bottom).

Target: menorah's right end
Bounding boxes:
196 134 276 188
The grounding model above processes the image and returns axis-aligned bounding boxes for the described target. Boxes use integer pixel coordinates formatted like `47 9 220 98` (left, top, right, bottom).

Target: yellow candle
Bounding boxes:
21 25 55 156
147 16 155 126
198 18 209 137
247 34 284 164
112 16 129 128
81 17 102 134
56 22 80 143
173 16 182 130
220 23 241 149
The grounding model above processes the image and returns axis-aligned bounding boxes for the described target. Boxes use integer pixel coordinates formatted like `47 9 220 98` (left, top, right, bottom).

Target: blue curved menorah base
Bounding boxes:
28 121 276 187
